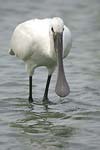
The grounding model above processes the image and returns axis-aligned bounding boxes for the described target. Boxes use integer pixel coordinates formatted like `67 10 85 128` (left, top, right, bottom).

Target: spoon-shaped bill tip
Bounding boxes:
55 75 70 97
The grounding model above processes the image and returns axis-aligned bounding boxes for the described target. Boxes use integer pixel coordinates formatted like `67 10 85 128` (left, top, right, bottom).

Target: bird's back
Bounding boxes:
10 19 52 60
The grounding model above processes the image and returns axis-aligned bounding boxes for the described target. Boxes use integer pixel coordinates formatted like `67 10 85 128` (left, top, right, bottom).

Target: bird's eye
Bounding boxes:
51 27 54 33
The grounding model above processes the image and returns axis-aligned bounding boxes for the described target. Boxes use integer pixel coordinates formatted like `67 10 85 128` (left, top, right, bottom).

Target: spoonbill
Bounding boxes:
9 17 72 103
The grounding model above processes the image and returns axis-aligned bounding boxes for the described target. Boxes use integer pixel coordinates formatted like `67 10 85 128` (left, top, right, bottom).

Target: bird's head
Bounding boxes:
50 17 70 97
50 17 64 53
51 17 64 33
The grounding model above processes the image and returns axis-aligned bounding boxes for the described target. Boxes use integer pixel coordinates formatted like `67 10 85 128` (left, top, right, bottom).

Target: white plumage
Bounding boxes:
9 17 72 103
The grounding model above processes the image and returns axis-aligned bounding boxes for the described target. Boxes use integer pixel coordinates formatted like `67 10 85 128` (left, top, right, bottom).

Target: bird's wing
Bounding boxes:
10 19 51 60
63 25 72 58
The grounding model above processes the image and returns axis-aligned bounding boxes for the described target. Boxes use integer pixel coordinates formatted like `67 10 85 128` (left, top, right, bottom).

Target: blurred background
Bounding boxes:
0 0 100 150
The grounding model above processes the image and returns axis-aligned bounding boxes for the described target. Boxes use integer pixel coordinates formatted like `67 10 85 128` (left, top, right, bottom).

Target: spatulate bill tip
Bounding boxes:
55 84 70 97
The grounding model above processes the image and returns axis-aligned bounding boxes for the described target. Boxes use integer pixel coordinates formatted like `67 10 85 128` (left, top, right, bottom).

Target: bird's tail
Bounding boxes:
8 49 15 55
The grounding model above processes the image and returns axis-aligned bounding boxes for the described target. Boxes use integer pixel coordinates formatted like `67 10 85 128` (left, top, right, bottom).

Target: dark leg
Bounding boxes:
43 74 52 103
29 76 33 103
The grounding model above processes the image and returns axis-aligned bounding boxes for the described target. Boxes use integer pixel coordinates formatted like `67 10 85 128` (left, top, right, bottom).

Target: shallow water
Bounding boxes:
0 0 100 149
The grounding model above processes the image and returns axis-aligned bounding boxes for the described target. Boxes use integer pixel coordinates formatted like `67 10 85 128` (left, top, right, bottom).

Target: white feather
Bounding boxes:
9 17 72 75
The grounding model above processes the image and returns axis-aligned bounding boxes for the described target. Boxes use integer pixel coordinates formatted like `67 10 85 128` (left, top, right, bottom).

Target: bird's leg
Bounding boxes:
43 74 52 103
29 76 33 103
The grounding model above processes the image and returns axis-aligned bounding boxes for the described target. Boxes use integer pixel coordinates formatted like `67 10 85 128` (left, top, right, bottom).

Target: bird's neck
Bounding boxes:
49 33 56 61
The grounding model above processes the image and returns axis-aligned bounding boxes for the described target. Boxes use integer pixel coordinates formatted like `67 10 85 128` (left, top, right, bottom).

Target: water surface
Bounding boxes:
0 0 100 149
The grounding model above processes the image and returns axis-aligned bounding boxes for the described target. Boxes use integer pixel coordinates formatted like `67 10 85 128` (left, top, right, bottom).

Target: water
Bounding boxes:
0 0 100 149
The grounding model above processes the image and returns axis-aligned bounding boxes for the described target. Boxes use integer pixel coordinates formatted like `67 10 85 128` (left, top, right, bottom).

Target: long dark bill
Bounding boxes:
55 32 70 97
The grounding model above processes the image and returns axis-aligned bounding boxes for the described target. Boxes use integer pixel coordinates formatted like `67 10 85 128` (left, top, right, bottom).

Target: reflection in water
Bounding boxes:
10 100 75 149
1 96 100 150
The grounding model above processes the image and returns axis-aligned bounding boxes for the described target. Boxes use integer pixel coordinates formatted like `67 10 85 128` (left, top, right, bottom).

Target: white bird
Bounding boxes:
9 17 72 103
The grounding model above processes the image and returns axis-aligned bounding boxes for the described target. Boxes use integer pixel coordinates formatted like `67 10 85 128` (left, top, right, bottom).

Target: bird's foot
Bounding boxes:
28 96 34 103
43 97 54 105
